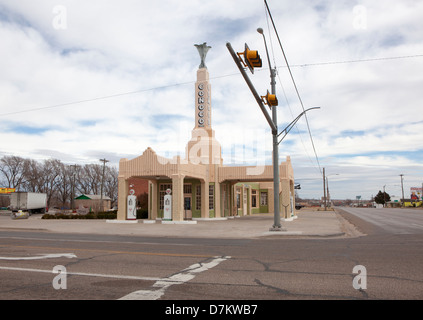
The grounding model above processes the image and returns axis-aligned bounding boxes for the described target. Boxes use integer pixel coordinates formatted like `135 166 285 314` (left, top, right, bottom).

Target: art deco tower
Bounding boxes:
186 43 222 175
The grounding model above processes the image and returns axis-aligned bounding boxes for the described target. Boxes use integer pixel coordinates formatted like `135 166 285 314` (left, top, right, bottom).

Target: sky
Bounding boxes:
0 0 422 200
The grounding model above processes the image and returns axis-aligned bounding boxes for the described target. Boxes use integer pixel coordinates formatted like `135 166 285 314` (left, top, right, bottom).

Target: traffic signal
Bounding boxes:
237 43 262 74
261 90 278 107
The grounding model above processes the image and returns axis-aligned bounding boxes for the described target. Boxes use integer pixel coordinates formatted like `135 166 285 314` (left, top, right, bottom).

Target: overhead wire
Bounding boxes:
264 0 322 175
0 52 421 118
263 1 319 173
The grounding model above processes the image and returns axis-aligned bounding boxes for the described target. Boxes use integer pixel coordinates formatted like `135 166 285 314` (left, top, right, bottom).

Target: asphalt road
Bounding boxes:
336 207 423 234
0 208 422 305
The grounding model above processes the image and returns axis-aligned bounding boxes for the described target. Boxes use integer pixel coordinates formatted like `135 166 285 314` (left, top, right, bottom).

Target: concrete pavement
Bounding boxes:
0 208 363 239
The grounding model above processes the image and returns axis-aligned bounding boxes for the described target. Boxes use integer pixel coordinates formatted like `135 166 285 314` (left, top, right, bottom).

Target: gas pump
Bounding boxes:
163 188 172 221
127 188 137 220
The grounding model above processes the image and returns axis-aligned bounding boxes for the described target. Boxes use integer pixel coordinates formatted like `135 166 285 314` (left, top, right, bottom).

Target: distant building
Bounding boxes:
75 194 111 212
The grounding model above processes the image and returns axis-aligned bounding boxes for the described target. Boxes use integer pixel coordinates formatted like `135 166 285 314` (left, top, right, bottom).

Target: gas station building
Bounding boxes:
117 46 295 222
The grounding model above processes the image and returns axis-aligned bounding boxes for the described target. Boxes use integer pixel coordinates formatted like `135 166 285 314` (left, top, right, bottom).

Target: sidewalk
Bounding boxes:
0 208 362 239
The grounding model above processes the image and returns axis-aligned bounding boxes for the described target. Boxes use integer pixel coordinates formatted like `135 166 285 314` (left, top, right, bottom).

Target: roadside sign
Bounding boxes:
0 188 15 194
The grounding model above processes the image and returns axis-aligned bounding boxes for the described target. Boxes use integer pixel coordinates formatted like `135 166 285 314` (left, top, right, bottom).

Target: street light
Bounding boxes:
326 173 339 208
399 174 405 207
226 33 319 230
257 27 281 231
383 185 386 208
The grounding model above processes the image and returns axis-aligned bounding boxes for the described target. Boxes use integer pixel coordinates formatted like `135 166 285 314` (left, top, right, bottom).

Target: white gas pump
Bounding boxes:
127 189 137 220
163 188 172 221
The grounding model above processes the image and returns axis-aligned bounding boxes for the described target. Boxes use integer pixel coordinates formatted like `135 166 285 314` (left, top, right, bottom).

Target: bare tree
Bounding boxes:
1 156 120 210
76 164 102 195
22 159 43 192
104 166 118 205
0 156 27 190
40 159 62 208
56 162 72 209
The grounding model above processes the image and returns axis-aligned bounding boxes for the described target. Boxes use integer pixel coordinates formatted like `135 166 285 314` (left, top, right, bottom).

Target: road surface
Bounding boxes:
337 207 423 234
0 208 422 307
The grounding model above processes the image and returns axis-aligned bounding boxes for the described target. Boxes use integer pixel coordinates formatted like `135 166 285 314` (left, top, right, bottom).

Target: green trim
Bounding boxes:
75 195 91 200
259 189 268 213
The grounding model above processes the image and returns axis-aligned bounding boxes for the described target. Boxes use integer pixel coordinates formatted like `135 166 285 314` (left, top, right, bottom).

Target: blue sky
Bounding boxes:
0 0 422 200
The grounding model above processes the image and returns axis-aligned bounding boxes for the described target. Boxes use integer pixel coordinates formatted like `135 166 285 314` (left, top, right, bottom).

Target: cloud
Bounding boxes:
0 0 422 200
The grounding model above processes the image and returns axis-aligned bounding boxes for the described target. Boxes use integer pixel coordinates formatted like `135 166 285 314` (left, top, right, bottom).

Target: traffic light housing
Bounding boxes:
237 43 262 74
261 90 278 107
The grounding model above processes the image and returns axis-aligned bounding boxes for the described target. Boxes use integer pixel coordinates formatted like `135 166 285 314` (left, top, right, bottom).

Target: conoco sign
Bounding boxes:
197 82 210 127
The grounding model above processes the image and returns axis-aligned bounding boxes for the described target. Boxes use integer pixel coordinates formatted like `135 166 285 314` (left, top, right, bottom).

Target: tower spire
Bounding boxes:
186 43 222 167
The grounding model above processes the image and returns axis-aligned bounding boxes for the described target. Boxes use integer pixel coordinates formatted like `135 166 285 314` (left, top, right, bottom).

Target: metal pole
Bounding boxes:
383 185 386 208
400 174 404 207
270 67 281 228
326 177 330 207
226 42 281 230
257 29 281 229
100 158 109 212
70 164 77 211
323 167 327 211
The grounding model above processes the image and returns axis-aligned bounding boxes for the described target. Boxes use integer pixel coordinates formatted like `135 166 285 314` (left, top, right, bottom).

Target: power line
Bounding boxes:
264 0 322 174
0 53 421 117
287 54 423 68
276 71 320 174
0 80 194 117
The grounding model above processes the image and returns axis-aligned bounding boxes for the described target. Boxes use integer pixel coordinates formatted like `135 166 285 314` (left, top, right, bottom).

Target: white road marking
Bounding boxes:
118 255 231 300
0 255 231 299
0 265 161 281
0 236 196 247
0 253 77 260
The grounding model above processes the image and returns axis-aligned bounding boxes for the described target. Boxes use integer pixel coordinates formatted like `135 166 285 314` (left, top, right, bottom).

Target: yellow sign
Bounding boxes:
0 188 15 194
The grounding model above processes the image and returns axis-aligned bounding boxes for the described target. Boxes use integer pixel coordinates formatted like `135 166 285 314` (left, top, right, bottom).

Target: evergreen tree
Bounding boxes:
374 190 390 205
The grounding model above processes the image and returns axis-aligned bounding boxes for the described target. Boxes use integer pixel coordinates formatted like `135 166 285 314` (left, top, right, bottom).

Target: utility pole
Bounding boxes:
257 28 281 230
383 185 386 208
226 42 281 231
226 40 319 230
99 158 109 212
323 167 327 211
399 174 404 207
326 177 330 208
70 164 78 211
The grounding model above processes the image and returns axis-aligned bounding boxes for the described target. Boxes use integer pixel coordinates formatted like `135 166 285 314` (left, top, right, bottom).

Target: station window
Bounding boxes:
184 184 192 194
252 190 258 208
209 185 214 210
260 191 268 206
159 184 172 210
196 185 201 210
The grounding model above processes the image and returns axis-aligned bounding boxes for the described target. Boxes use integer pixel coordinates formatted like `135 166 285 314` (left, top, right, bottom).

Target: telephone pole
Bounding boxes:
323 167 326 210
399 174 405 207
70 164 78 211
99 158 109 212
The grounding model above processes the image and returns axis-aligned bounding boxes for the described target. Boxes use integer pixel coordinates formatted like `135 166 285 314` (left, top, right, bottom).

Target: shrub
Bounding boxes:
41 211 117 220
137 208 148 219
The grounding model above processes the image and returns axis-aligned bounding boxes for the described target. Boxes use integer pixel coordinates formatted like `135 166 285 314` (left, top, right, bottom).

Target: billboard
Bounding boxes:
0 188 15 194
410 187 422 201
